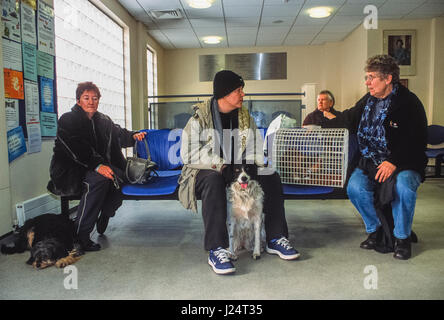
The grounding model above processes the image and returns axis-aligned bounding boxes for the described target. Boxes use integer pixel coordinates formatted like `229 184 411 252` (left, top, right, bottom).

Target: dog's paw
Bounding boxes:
252 253 261 260
55 260 67 268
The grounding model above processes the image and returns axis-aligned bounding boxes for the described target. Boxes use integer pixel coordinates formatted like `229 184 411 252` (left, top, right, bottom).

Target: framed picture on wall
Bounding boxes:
383 30 416 76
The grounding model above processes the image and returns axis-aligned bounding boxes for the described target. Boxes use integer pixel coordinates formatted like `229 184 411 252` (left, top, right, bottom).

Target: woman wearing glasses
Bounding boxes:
324 55 427 260
48 82 146 251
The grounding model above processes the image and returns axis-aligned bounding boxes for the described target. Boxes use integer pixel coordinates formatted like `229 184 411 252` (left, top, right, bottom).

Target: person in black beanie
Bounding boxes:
178 70 300 275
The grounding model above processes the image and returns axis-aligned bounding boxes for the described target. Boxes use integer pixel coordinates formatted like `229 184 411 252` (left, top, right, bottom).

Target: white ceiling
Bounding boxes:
117 0 444 49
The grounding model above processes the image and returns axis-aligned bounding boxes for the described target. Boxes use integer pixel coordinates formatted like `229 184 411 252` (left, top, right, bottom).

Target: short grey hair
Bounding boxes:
365 54 400 84
318 90 335 107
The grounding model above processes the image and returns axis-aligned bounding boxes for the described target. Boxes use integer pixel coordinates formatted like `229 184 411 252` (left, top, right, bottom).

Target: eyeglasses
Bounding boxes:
364 74 382 82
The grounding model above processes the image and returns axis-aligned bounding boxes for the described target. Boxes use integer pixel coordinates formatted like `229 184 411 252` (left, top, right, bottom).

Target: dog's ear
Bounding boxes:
245 164 258 177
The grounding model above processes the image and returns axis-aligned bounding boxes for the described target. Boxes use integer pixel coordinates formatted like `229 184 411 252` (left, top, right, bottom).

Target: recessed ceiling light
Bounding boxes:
308 7 332 18
203 36 222 44
188 0 214 9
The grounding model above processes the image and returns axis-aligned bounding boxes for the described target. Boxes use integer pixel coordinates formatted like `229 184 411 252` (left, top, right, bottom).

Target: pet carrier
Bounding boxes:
272 128 349 187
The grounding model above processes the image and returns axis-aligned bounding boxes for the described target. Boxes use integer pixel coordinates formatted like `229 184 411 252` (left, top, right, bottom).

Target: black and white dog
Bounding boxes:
227 164 265 260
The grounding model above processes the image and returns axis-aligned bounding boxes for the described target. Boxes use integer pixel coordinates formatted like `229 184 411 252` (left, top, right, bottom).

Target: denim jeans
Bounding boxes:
347 168 421 239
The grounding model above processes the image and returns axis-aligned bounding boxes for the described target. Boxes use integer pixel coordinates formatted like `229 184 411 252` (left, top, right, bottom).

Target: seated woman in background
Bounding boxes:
302 90 341 127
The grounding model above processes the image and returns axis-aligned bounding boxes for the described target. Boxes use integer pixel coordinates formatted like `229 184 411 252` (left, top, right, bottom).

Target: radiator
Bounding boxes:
16 193 61 227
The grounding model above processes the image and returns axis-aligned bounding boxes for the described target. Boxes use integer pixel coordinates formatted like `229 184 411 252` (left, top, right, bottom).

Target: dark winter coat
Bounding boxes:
47 104 135 196
302 107 342 127
325 84 428 180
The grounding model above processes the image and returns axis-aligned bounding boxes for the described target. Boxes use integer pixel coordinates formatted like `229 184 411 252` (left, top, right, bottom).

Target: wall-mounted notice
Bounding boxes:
2 37 23 71
4 68 24 99
40 111 57 136
37 50 54 79
24 79 39 121
5 98 19 131
199 52 287 81
20 1 37 45
39 76 54 112
1 0 21 42
7 126 27 162
37 0 55 56
22 42 37 81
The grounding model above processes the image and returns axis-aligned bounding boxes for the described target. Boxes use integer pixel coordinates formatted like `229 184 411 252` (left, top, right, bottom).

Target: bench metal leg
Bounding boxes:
435 156 442 177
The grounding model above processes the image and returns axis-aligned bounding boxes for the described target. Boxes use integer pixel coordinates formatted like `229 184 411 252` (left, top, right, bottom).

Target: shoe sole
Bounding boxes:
266 246 300 260
208 258 236 275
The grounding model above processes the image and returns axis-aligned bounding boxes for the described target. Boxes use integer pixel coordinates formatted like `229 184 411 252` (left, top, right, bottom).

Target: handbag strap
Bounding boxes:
135 136 151 161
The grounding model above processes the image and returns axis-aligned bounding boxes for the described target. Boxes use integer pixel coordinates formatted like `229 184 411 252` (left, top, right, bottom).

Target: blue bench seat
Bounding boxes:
59 128 353 215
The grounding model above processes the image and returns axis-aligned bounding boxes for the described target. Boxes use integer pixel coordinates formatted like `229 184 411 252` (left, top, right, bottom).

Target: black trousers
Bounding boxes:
74 166 125 240
195 169 289 251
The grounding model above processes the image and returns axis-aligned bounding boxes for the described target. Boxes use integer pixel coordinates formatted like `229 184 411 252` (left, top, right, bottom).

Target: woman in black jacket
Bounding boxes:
324 55 427 260
48 82 146 251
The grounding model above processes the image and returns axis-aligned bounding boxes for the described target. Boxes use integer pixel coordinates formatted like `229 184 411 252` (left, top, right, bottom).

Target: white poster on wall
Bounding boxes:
37 0 55 56
5 98 19 131
21 1 37 45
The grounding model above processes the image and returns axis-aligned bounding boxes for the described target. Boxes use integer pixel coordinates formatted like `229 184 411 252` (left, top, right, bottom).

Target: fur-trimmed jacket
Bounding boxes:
325 84 428 180
47 104 136 196
178 98 264 213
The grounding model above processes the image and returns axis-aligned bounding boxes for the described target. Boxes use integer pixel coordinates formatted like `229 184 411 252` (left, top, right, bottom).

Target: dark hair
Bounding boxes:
76 82 101 101
318 90 335 107
365 54 400 84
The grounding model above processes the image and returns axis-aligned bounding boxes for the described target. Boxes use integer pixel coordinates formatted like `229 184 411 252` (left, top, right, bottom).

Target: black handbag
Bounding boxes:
125 139 158 184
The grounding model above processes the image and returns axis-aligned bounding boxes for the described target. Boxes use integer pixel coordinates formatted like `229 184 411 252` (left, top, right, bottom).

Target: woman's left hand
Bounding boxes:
375 161 396 183
133 131 147 141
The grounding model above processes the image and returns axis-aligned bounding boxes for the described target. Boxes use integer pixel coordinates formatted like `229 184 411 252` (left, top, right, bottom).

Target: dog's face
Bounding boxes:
231 164 258 189
28 238 67 269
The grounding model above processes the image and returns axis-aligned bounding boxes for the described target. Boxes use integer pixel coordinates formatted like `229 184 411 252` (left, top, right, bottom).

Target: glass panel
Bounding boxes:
249 100 302 128
149 99 302 129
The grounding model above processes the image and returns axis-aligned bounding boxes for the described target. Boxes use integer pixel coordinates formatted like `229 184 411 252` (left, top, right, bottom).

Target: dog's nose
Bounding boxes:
241 176 248 182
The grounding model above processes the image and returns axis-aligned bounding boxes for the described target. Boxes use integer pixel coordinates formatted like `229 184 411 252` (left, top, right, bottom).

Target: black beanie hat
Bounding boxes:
213 70 245 99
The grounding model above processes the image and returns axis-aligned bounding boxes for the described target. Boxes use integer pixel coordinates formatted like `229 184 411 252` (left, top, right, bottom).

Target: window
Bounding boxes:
54 0 128 128
147 47 157 128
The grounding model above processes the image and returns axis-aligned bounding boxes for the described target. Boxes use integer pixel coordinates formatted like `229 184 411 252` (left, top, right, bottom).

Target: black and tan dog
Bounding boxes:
1 213 83 269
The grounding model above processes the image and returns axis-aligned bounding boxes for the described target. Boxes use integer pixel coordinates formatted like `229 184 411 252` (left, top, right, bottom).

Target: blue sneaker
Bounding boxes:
266 237 300 260
208 247 236 275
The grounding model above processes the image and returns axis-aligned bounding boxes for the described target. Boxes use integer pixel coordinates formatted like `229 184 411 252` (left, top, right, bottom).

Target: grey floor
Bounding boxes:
1 179 444 300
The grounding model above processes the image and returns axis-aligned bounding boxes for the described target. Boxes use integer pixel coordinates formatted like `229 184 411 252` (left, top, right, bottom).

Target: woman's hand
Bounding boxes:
375 161 396 183
96 164 114 180
323 111 336 119
133 131 147 141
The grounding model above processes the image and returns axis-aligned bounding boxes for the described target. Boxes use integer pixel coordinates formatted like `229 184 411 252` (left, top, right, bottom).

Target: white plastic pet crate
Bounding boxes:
272 128 349 187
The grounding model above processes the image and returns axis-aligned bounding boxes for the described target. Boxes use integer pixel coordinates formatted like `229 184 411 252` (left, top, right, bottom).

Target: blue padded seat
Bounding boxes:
136 129 183 170
122 174 179 196
122 130 183 196
283 184 334 195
